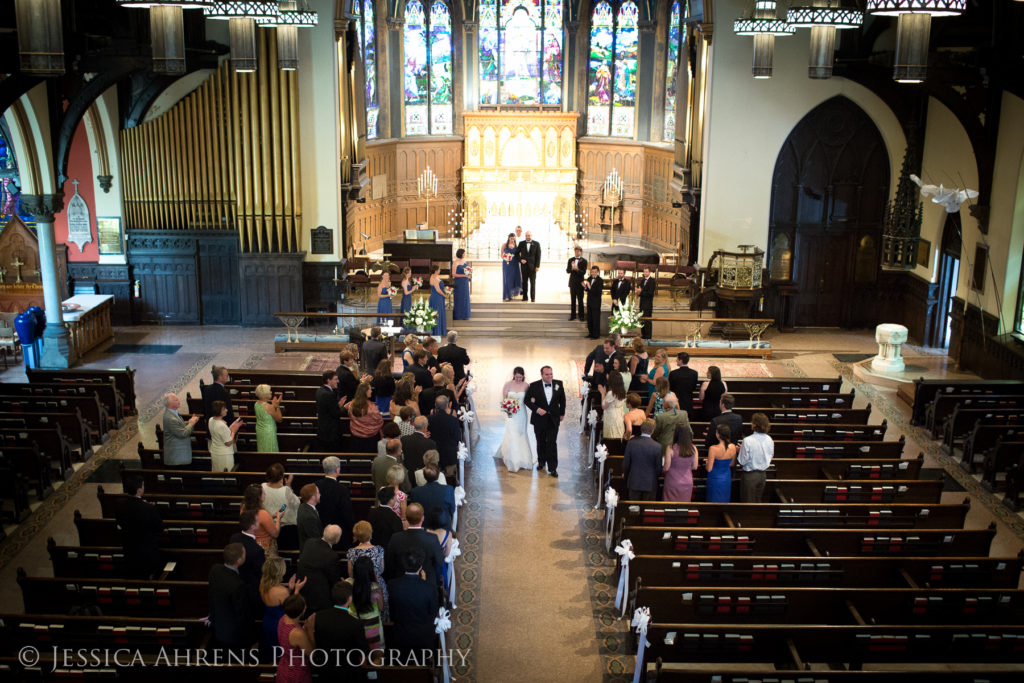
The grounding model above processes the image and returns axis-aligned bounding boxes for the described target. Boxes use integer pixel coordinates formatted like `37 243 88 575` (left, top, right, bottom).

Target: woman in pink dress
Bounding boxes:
663 425 698 502
275 594 313 683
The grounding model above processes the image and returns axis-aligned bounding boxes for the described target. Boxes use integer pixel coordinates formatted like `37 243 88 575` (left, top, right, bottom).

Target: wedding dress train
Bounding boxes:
499 391 535 472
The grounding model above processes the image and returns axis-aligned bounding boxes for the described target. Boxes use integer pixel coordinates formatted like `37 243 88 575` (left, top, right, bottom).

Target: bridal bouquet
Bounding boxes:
609 297 642 333
501 398 520 416
501 252 514 263
406 297 438 332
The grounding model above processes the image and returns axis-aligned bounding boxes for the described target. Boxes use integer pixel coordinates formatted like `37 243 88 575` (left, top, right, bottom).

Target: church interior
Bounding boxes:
0 0 1024 681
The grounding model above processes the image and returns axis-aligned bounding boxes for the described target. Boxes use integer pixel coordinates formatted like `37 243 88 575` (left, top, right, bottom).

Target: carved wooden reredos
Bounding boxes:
0 216 69 312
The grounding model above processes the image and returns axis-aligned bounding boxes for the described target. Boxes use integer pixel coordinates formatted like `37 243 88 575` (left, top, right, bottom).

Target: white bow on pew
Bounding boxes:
631 606 651 683
587 408 599 456
593 443 608 509
435 606 453 683
451 485 466 531
445 538 462 608
604 487 619 553
580 381 590 431
457 441 468 486
614 538 635 619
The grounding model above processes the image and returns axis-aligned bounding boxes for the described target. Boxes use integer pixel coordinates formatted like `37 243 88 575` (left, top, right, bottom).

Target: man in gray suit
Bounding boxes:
652 395 691 457
162 393 199 466
623 419 663 501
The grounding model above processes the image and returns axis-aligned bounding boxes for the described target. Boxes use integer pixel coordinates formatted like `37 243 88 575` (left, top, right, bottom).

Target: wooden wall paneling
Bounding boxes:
950 297 1024 380
67 263 134 326
197 235 240 325
238 252 304 325
126 233 200 324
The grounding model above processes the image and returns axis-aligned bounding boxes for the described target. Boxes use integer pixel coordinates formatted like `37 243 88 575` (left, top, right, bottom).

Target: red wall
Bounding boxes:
54 119 99 262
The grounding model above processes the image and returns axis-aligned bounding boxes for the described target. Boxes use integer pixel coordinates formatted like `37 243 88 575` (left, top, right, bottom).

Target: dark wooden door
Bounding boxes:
767 96 889 327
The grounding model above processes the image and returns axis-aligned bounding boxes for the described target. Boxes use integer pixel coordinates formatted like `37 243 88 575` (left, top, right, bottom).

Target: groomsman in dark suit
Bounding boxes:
524 366 567 477
583 265 603 339
635 265 657 340
515 230 541 302
566 246 588 321
609 268 631 312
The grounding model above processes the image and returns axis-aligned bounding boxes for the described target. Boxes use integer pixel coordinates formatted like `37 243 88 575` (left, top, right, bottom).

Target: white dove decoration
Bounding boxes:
909 174 979 213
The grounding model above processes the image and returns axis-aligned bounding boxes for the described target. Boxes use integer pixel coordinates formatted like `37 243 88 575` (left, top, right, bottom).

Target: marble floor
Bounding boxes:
0 311 1022 682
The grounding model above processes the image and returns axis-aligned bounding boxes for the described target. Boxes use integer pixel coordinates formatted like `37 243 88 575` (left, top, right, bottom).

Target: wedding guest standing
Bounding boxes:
400 266 415 313
583 265 603 339
515 230 541 303
737 413 774 503
636 264 657 340
208 400 242 472
598 373 627 440
663 425 698 502
668 352 700 419
428 265 448 337
377 271 394 325
566 245 588 321
372 359 396 416
162 393 199 467
452 248 472 320
699 365 728 420
254 384 282 452
706 424 737 503
609 268 631 312
402 334 418 371
501 234 522 301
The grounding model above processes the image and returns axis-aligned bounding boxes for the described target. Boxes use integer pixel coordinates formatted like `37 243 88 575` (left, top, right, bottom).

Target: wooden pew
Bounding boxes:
0 426 75 481
0 382 122 430
136 468 375 498
75 512 239 549
27 366 137 416
138 444 376 473
683 391 857 409
0 464 29 525
227 369 327 386
635 585 1024 625
942 407 1024 447
604 423 890 451
961 422 1022 471
925 393 1024 436
614 499 968 532
620 524 997 557
628 553 1024 589
604 454 924 481
0 392 111 436
981 439 1024 492
17 570 208 618
641 623 1024 666
0 443 54 500
910 378 1024 426
0 408 94 459
771 438 905 458
0 613 206 651
606 477 943 505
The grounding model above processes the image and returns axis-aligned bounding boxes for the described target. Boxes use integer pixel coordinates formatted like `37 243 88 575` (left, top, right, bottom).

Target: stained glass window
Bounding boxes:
355 0 378 139
663 1 685 142
478 0 563 107
403 1 453 135
587 0 638 137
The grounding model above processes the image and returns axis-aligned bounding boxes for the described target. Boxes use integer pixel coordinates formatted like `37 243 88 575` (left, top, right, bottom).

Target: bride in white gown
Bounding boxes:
499 366 535 472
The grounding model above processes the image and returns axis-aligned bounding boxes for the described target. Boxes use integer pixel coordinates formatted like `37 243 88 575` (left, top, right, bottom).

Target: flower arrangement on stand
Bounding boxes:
609 296 642 334
500 397 520 417
406 297 438 332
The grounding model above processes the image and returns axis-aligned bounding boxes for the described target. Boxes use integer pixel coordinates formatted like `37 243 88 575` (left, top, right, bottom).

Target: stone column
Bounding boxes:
20 192 77 368
636 19 658 141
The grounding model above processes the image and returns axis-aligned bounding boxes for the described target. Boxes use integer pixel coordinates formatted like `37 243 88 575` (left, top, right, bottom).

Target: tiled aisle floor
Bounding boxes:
0 318 1021 682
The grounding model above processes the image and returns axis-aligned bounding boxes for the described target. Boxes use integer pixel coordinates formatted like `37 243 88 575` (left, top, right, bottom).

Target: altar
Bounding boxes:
61 294 114 358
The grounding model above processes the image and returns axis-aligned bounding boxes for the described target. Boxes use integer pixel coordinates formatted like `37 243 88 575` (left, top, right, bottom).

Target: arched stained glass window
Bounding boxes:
354 0 378 139
663 0 686 142
587 1 638 137
478 0 563 107
404 0 453 135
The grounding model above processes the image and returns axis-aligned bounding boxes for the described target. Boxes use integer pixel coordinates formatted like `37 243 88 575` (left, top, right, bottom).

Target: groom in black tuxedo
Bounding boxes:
524 365 566 477
566 246 588 321
515 230 541 302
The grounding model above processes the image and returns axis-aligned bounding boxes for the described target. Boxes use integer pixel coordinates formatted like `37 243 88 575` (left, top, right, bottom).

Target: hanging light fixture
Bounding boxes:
116 3 215 75
734 1 795 79
13 0 65 75
205 1 279 73
866 1 965 83
256 1 319 71
787 2 862 79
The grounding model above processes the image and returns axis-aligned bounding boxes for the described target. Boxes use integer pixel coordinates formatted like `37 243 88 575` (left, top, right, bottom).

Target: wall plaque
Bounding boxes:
67 179 93 252
310 225 333 254
97 217 123 255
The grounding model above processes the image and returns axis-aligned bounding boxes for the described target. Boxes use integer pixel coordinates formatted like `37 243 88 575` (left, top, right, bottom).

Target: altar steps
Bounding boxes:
452 301 700 339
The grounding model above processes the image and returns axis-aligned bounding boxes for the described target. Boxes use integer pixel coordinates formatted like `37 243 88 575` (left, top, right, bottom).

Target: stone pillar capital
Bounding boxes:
386 17 404 30
462 20 478 31
18 192 65 222
638 20 657 34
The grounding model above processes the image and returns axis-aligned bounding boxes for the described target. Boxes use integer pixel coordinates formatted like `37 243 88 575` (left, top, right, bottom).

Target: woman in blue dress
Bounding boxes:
706 423 738 502
428 265 448 337
376 271 394 325
501 234 522 301
399 266 415 313
452 248 471 320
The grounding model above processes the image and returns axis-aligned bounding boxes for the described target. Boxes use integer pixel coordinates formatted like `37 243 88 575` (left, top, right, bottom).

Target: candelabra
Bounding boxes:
603 168 623 204
573 198 591 243
417 167 438 229
446 198 478 249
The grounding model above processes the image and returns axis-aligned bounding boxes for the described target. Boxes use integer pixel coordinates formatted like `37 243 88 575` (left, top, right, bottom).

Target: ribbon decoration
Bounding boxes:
580 381 590 430
452 485 466 531
435 606 453 683
587 408 599 427
445 538 462 608
613 539 635 619
594 443 609 509
604 487 619 552
458 408 475 424
630 606 651 683
457 441 468 486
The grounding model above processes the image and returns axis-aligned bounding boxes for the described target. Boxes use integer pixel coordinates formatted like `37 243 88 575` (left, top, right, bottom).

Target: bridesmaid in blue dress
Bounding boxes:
705 424 738 502
452 248 471 320
428 265 448 337
501 234 522 301
399 266 415 313
376 271 394 324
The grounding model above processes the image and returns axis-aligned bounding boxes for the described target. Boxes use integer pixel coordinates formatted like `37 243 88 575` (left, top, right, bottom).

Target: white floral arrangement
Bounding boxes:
609 296 642 333
406 296 438 332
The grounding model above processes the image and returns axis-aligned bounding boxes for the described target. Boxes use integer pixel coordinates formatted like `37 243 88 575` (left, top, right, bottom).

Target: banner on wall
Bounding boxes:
67 179 93 252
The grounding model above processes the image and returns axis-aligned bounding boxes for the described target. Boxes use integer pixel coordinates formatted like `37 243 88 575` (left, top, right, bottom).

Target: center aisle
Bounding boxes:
466 337 605 681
